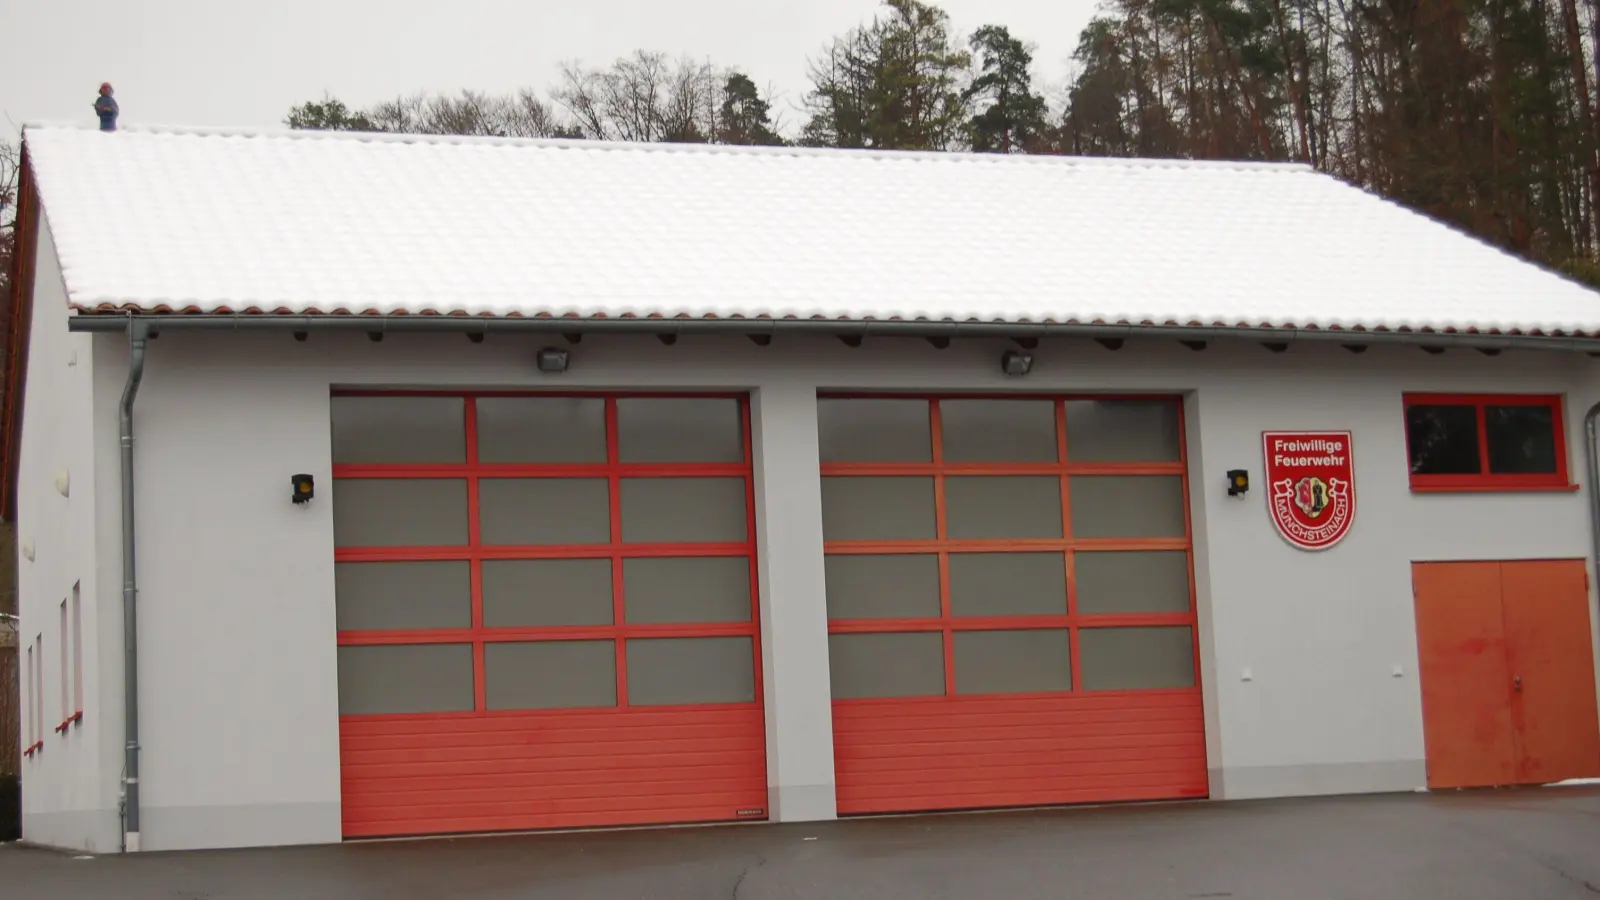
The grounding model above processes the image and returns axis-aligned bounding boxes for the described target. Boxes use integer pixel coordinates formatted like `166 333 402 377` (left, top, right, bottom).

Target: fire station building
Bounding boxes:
6 124 1600 852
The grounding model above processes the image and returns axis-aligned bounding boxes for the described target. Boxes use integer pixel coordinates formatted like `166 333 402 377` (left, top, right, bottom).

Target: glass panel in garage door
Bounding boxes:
476 396 607 464
820 395 1196 702
332 392 761 715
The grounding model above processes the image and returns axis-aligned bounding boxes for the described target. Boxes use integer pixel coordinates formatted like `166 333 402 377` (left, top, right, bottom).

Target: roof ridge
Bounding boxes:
21 121 1316 172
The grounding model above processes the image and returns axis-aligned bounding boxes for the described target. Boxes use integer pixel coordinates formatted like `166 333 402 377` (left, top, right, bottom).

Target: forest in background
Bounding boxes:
284 0 1600 288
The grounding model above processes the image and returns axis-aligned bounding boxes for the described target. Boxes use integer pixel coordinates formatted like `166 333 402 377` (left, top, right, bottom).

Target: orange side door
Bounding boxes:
1412 561 1518 789
1500 560 1600 784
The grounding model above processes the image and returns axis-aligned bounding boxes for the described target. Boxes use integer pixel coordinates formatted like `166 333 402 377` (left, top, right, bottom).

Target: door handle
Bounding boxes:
1513 675 1523 692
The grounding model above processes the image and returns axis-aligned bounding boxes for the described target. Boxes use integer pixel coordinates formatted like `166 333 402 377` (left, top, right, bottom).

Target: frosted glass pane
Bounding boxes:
1075 551 1191 614
944 476 1063 539
954 629 1071 694
940 400 1058 462
617 398 743 463
1064 399 1181 462
818 399 932 462
620 478 748 543
1069 476 1187 538
829 632 945 699
626 637 755 705
331 396 464 464
337 644 473 715
820 477 936 541
623 557 751 623
482 559 613 627
335 561 470 630
486 641 617 710
1079 627 1196 690
476 397 606 464
333 479 467 547
825 554 941 619
479 478 611 545
948 553 1066 616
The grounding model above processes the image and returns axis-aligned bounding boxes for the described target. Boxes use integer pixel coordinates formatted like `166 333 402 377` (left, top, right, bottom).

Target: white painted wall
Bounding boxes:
14 215 119 852
36 327 1600 851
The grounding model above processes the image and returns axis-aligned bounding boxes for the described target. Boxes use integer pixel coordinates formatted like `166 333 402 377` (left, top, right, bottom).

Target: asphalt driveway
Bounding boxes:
4 787 1599 899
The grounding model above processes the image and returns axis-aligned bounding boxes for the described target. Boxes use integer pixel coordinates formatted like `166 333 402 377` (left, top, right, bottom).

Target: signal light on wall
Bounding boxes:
291 474 315 505
1227 469 1249 497
1000 350 1034 377
536 347 571 374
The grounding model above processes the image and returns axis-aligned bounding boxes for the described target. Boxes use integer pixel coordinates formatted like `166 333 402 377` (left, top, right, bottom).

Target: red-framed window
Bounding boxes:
1403 393 1572 492
330 392 764 719
818 395 1199 701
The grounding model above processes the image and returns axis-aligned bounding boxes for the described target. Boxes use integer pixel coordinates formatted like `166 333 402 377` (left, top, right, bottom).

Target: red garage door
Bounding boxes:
819 395 1208 815
331 392 767 838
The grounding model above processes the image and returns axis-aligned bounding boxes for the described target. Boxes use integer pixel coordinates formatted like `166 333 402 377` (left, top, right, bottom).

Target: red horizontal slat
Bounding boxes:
340 707 767 837
833 694 1207 816
342 706 762 734
341 804 755 839
342 788 765 826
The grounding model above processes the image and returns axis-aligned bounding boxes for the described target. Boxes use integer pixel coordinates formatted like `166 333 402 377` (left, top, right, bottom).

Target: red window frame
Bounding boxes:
1402 393 1573 493
332 390 764 717
820 393 1200 699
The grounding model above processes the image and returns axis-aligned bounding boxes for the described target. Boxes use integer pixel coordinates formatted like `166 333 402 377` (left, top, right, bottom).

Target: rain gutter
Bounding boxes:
64 314 1600 353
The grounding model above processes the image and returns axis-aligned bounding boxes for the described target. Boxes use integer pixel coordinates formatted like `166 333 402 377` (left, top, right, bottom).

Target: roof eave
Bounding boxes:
62 311 1600 353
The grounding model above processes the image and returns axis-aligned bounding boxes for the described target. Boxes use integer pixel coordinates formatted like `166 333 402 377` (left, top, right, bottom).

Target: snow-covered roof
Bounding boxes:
20 123 1600 337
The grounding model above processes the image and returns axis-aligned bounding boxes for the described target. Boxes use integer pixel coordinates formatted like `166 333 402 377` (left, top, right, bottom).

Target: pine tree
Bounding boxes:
964 25 1050 153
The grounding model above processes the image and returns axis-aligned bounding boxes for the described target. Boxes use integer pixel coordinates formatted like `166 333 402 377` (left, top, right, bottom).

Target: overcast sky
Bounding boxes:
0 0 1101 141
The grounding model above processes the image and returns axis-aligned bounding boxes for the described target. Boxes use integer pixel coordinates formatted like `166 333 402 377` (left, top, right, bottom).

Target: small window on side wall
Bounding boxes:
1403 393 1570 491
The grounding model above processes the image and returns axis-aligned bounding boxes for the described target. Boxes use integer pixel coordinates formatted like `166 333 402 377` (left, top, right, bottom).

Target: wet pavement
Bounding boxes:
4 787 1599 899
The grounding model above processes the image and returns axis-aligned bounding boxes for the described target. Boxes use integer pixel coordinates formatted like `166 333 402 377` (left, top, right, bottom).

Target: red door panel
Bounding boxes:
833 692 1207 815
1500 560 1600 784
340 707 767 837
1412 561 1518 788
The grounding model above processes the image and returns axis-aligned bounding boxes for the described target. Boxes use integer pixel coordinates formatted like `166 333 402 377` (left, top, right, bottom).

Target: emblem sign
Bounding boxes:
1261 431 1356 551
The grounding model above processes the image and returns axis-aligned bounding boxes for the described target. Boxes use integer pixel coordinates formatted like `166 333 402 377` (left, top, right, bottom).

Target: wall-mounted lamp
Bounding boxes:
1000 350 1034 377
291 474 315 504
536 347 571 374
1226 469 1249 497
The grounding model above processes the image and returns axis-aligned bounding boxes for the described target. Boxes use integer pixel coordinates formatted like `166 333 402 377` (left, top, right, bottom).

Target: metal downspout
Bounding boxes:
119 321 149 852
1587 403 1600 628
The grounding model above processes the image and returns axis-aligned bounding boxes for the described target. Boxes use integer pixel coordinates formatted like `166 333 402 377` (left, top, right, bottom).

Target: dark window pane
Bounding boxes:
1406 404 1481 475
620 478 748 543
1485 405 1559 475
337 644 474 715
940 400 1058 462
1075 551 1191 615
828 632 945 699
820 477 937 541
948 552 1067 617
954 629 1071 694
486 641 617 710
944 476 1063 539
1079 626 1195 690
824 554 941 619
333 479 468 547
626 637 755 705
1064 400 1181 462
477 397 606 464
482 559 613 627
479 478 611 545
818 399 932 462
335 561 471 630
617 398 744 463
623 557 752 623
1069 476 1186 538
